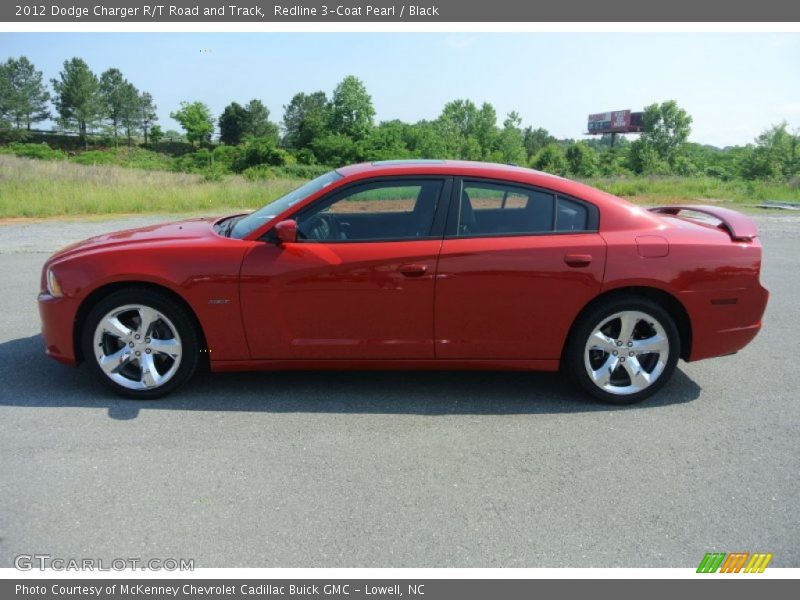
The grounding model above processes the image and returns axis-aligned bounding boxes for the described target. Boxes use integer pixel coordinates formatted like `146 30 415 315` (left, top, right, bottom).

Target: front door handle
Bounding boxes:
564 254 592 267
399 263 428 277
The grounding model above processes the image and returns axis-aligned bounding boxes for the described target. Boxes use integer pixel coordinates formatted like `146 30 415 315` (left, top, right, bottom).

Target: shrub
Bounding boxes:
1 142 67 161
71 150 117 166
704 166 731 181
241 165 277 181
212 145 241 170
233 137 295 172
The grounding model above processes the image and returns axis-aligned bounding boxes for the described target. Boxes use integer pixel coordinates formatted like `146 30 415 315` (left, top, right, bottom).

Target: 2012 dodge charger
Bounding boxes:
38 160 769 403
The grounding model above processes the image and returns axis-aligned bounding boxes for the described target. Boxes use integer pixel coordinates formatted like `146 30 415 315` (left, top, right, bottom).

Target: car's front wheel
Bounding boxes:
82 288 200 399
565 296 680 404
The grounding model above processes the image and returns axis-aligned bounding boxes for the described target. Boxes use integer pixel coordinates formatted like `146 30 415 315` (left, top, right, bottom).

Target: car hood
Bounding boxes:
50 217 221 261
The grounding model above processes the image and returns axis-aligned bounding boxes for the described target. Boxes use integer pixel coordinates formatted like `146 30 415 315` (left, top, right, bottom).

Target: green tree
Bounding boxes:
632 100 693 170
329 75 375 141
438 99 479 157
740 122 800 180
219 101 249 145
628 140 671 175
149 124 164 145
220 99 279 146
596 146 631 177
310 133 359 165
437 99 502 160
522 127 555 160
99 68 127 145
474 103 499 158
282 91 331 152
404 120 449 159
139 92 158 146
51 58 102 147
357 120 412 161
531 143 568 176
244 99 277 140
497 112 526 164
170 101 214 147
0 56 50 130
119 81 141 146
565 142 598 177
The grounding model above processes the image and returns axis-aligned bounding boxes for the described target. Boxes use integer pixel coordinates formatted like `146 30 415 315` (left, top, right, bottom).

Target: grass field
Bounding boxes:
585 175 800 205
0 155 302 218
1 154 798 218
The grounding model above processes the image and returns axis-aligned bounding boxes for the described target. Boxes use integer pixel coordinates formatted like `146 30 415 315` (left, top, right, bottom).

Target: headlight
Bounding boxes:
47 268 63 298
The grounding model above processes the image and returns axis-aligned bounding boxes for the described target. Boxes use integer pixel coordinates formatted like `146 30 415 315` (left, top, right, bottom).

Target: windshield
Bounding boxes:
230 170 343 239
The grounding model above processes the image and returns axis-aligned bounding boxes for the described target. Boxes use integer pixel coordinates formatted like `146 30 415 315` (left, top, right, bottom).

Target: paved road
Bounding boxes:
0 215 798 568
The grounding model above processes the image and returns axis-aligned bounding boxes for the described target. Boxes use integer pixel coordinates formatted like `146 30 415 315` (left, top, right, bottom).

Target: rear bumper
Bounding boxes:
38 293 79 366
682 283 769 361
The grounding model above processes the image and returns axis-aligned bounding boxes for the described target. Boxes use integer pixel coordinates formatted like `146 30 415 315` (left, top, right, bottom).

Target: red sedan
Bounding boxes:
38 160 768 403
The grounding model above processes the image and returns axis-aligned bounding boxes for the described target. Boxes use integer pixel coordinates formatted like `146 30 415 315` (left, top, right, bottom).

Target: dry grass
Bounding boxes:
0 155 305 218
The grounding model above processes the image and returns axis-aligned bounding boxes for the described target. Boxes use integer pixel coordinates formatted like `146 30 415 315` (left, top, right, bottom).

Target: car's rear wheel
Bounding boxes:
565 296 680 404
81 289 200 399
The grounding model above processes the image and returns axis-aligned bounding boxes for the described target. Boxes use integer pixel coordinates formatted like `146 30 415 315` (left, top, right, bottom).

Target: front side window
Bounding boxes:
296 179 444 242
230 170 342 239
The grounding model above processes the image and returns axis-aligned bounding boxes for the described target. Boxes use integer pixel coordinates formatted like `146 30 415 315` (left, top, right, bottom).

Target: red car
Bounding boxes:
38 160 768 403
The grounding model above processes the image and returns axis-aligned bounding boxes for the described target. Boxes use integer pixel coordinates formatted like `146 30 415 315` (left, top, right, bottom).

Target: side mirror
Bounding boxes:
274 219 297 244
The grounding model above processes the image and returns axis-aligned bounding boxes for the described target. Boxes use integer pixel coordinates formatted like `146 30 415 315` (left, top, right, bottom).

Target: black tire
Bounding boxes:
81 288 200 399
564 295 680 405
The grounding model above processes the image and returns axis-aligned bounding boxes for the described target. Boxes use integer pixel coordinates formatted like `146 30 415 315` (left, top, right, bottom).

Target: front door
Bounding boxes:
240 177 450 360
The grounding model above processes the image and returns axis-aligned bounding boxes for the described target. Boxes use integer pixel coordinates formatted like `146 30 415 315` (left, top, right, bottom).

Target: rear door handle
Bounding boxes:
399 264 428 277
564 254 592 267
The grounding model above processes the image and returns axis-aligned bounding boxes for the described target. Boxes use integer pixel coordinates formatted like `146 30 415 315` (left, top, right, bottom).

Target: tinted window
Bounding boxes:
556 196 592 232
456 182 555 236
296 179 443 242
231 170 342 238
556 196 599 231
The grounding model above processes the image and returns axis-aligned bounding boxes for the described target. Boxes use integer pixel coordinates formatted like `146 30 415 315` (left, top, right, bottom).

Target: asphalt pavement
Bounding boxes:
0 214 798 567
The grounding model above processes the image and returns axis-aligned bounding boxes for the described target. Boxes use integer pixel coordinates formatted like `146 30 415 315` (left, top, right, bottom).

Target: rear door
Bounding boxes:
434 178 606 360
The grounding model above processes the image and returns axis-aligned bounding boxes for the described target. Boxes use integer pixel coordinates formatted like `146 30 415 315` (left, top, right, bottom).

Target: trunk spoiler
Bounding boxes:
648 205 758 241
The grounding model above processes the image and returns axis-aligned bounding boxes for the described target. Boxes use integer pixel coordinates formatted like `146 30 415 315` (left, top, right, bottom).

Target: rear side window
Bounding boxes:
556 196 590 232
451 181 599 237
456 182 555 236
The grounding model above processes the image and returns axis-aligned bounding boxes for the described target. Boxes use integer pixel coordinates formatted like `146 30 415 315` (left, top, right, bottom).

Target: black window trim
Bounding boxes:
262 175 453 244
444 176 601 240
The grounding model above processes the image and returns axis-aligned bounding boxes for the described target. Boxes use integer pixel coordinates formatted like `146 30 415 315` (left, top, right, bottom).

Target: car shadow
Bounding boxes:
0 335 702 420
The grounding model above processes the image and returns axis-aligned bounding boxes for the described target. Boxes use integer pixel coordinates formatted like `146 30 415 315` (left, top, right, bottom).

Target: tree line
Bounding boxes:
1 54 799 183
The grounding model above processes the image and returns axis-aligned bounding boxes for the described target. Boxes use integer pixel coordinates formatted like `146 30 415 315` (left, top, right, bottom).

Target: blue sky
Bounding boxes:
2 32 799 147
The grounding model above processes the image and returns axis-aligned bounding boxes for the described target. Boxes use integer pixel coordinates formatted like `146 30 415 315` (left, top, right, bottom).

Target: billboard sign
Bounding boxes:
588 109 633 133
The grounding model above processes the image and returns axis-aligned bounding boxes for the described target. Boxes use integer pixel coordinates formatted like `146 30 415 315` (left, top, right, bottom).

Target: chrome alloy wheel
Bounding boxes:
583 310 670 396
92 304 183 391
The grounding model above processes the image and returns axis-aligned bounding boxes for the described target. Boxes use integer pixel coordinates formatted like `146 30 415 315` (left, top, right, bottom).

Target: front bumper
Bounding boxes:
38 292 80 365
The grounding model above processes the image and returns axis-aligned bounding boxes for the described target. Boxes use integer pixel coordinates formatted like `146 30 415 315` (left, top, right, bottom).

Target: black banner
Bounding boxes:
4 579 800 600
3 0 800 22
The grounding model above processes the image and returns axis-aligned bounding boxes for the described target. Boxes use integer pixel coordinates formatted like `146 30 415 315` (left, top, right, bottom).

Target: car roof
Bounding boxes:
338 159 565 182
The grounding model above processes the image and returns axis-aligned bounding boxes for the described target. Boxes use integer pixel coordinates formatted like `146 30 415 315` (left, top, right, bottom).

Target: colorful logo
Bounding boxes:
697 552 773 573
